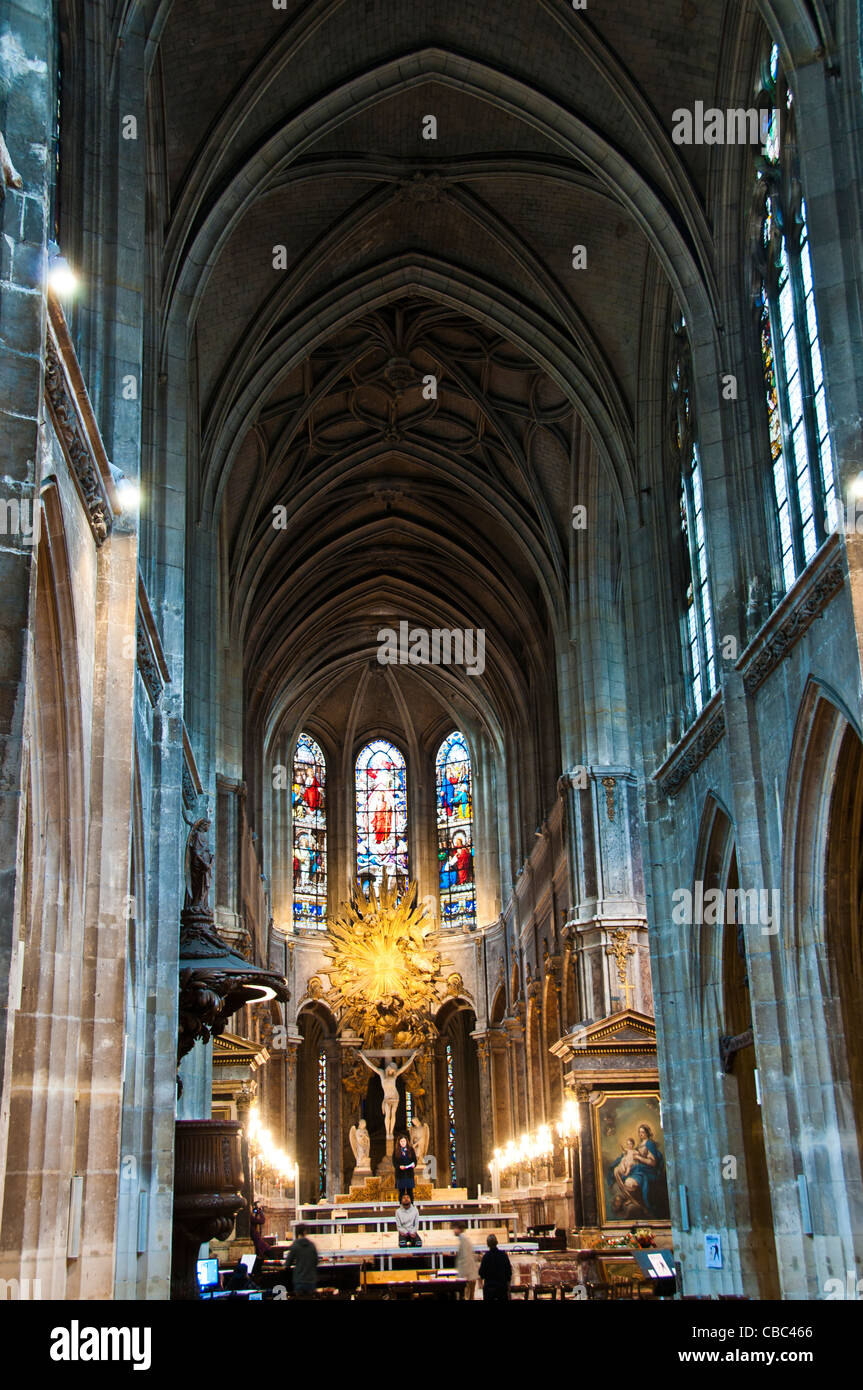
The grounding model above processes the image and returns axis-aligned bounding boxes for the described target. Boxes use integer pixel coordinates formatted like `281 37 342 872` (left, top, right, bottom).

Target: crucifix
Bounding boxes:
358 1041 416 1155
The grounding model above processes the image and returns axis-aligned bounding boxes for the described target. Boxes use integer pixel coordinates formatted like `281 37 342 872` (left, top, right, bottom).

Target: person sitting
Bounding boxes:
224 1258 255 1292
395 1191 422 1247
478 1233 512 1301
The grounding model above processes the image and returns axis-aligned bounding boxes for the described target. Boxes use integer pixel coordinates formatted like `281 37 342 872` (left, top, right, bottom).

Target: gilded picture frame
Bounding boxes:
592 1090 671 1226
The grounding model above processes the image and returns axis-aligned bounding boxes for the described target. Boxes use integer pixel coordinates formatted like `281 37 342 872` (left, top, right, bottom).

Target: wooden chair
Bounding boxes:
532 1285 558 1299
509 1285 531 1300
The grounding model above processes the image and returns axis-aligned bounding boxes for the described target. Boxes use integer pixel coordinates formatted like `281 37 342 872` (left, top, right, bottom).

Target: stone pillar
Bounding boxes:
559 767 648 1021
504 1015 528 1134
282 1032 301 1161
215 774 242 925
0 0 51 1190
430 1038 450 1186
488 1028 511 1146
577 1084 598 1229
234 1082 256 1238
323 1038 343 1199
472 1031 494 1186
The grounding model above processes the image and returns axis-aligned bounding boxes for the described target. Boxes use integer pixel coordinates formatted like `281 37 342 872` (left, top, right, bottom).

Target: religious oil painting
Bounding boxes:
594 1091 670 1226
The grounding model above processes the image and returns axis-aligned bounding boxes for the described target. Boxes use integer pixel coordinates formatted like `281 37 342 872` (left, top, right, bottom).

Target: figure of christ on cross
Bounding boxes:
359 1047 416 1150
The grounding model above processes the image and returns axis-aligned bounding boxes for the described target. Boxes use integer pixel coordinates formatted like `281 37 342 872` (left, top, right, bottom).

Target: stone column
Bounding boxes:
488 1028 511 1146
215 774 242 927
472 1031 494 1186
430 1037 450 1186
559 767 648 1021
504 1015 528 1134
577 1084 598 1229
276 1023 302 1162
0 0 51 1188
234 1082 256 1238
323 1037 343 1200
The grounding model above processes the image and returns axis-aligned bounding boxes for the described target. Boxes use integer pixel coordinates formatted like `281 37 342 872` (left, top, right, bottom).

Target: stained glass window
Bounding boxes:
292 733 327 929
445 1041 457 1187
435 731 476 929
671 320 718 719
755 43 836 593
355 740 408 893
317 1049 327 1198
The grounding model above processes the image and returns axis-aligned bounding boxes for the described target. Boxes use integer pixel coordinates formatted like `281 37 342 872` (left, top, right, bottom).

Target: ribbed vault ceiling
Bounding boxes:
141 0 805 826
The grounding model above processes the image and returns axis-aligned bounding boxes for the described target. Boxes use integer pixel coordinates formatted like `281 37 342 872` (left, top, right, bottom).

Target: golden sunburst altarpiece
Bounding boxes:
322 878 449 1047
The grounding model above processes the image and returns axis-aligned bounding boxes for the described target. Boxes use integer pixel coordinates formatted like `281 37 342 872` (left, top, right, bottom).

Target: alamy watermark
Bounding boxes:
671 882 779 935
377 622 485 677
0 497 39 544
49 1322 151 1369
672 102 777 147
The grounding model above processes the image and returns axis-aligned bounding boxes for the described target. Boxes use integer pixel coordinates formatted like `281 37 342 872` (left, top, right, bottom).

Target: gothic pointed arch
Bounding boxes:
783 678 863 1179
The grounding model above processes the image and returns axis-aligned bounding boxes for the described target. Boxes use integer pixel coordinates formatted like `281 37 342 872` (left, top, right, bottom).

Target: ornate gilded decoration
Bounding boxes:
605 928 636 1008
322 878 449 1047
601 776 616 821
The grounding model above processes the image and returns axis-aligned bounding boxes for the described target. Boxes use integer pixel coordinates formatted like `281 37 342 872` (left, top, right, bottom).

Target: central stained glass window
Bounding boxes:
436 731 476 928
355 739 408 893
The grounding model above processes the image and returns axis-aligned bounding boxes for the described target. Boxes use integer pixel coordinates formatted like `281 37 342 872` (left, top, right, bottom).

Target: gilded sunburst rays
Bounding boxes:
323 879 447 1046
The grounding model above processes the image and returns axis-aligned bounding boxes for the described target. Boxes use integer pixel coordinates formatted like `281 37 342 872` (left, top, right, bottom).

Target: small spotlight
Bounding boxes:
850 471 863 499
46 242 79 298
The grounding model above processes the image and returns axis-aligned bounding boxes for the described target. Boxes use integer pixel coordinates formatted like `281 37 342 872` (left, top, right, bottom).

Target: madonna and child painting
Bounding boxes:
594 1092 671 1225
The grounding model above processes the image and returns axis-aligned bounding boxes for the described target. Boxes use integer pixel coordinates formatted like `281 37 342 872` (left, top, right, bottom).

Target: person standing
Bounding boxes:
453 1222 478 1299
478 1233 512 1301
284 1223 319 1297
250 1202 267 1257
393 1134 417 1197
395 1191 422 1247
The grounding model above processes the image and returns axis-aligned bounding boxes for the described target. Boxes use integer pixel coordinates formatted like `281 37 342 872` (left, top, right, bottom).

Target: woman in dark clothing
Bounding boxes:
393 1135 417 1197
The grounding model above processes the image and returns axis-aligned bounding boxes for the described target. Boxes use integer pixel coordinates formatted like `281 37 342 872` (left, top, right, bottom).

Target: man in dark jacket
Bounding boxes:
478 1233 512 1301
284 1224 319 1297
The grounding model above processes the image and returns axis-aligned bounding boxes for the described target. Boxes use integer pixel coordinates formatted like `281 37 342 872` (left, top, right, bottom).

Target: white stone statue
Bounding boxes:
359 1051 413 1143
409 1117 429 1164
410 1117 430 1180
349 1118 371 1168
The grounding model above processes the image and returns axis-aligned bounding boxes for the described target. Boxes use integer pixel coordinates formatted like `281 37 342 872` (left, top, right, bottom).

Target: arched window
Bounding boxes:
670 320 717 718
752 42 837 594
292 732 327 929
435 731 476 928
355 739 408 893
